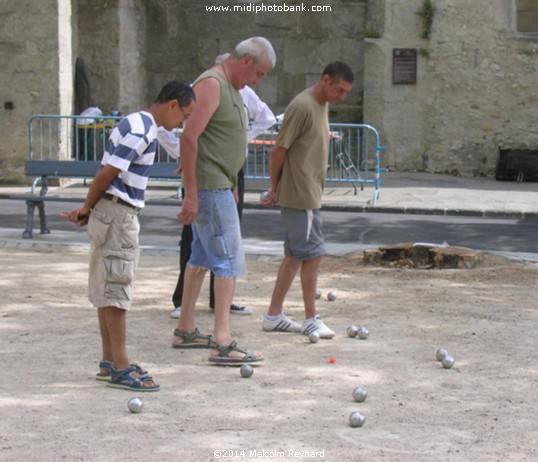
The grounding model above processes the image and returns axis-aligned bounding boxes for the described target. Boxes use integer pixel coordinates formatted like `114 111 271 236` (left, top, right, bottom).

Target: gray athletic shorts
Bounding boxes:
281 207 326 261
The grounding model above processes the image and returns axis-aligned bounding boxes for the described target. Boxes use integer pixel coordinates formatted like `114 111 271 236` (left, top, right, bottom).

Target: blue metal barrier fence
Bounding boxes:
245 123 387 204
28 116 386 204
28 114 178 163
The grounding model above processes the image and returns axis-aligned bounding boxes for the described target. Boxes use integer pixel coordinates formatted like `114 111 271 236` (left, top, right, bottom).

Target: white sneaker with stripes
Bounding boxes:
262 313 301 333
301 315 335 339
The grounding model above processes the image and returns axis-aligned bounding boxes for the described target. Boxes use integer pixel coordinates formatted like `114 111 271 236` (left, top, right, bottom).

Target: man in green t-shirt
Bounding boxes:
261 62 354 339
172 37 276 365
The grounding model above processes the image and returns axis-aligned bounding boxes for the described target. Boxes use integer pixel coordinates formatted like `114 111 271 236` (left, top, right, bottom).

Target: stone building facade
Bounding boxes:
1 0 71 183
365 0 538 175
0 0 536 183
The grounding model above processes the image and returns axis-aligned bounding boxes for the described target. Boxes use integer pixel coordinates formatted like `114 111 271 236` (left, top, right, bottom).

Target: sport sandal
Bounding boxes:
106 365 160 392
172 327 217 349
208 341 264 366
96 360 151 382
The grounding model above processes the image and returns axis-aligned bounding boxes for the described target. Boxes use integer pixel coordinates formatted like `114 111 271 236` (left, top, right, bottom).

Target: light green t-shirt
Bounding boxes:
193 70 248 190
275 89 329 210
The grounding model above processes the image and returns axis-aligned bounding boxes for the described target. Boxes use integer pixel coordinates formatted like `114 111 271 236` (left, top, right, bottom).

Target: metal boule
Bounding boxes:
357 326 369 339
127 397 143 413
441 355 455 369
240 364 254 378
347 325 359 338
436 348 449 361
352 386 367 403
349 411 366 427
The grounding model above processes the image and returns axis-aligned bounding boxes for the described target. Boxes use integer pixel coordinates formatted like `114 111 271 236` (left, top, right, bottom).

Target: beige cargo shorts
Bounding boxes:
87 198 140 310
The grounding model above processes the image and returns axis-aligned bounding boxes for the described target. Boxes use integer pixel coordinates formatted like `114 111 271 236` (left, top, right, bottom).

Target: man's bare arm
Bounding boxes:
178 77 220 225
60 164 121 226
265 145 286 205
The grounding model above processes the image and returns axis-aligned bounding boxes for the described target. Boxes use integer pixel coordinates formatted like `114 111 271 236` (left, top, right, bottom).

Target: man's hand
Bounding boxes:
60 164 120 227
60 208 90 227
260 188 277 208
178 193 198 225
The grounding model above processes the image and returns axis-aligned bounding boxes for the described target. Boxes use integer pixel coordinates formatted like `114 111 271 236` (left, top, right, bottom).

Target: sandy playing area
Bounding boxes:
1 246 537 462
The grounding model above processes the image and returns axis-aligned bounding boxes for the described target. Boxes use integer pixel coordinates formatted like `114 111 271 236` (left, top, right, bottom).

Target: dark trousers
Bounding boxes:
172 167 245 308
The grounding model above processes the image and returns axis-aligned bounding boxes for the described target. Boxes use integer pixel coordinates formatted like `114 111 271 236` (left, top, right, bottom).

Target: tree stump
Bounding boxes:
363 243 483 269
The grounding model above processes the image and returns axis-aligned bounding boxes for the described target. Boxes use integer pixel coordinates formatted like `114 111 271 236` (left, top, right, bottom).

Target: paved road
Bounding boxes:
2 199 538 254
245 209 538 253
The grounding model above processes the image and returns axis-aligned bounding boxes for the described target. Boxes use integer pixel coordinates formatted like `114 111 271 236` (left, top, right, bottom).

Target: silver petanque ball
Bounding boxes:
259 191 270 203
315 288 322 299
347 325 359 338
240 364 254 378
352 386 367 403
308 330 320 343
127 397 143 413
357 326 369 339
349 411 366 428
441 355 455 369
436 348 449 362
327 290 337 301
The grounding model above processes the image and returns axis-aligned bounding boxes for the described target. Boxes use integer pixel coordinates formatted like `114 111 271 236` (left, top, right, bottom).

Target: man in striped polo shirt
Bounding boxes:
62 81 195 392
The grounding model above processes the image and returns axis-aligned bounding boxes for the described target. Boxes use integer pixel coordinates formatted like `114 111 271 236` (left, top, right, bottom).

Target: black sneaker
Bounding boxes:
210 303 253 315
230 303 253 315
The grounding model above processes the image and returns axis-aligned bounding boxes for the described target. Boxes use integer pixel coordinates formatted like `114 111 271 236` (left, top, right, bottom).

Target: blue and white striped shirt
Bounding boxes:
102 111 157 208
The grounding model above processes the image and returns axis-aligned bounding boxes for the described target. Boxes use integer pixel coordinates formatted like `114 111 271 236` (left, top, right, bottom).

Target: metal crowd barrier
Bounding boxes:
23 115 182 238
28 114 176 163
27 115 386 205
27 114 180 193
245 123 387 204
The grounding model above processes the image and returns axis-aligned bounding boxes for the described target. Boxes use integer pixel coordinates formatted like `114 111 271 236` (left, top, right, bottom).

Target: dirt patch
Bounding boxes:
1 247 537 462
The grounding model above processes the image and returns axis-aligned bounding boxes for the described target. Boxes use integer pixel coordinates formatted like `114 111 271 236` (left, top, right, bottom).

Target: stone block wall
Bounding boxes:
364 0 538 176
0 0 60 183
76 0 121 113
142 0 367 119
1 0 368 184
74 0 368 117
3 0 536 183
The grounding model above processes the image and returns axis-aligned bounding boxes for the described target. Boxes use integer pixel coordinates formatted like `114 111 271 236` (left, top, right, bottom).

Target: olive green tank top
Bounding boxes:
192 69 248 190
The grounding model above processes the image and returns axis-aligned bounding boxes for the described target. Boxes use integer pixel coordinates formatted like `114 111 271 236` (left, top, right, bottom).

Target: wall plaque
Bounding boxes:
393 48 417 84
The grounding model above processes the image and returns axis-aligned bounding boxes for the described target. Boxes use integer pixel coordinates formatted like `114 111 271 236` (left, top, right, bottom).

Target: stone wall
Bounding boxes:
364 0 538 176
118 0 147 112
76 0 120 112
0 0 368 183
2 0 536 183
76 0 368 116
142 0 367 119
75 0 147 113
0 0 60 183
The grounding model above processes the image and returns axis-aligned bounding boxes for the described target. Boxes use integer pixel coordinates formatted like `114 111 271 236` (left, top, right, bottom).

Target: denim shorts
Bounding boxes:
281 207 326 261
87 198 140 310
189 189 246 277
